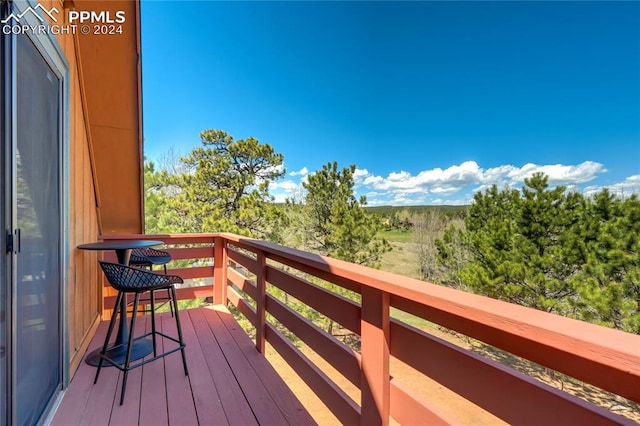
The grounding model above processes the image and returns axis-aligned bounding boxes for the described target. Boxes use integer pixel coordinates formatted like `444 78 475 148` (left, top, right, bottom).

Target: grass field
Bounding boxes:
378 228 413 243
377 232 436 330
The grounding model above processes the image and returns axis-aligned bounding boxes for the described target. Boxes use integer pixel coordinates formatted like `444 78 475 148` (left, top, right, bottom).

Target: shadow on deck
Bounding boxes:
51 306 316 425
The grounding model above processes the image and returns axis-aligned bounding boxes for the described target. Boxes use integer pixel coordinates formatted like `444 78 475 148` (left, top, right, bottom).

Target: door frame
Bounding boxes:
2 0 70 423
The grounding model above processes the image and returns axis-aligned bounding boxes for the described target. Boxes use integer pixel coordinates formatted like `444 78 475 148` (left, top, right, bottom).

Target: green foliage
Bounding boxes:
381 212 412 231
144 160 189 233
298 161 391 267
145 136 640 335
436 173 640 333
180 129 286 238
567 190 640 332
144 130 287 240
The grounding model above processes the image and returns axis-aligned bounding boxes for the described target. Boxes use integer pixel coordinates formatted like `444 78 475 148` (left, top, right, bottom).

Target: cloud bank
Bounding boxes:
270 160 638 205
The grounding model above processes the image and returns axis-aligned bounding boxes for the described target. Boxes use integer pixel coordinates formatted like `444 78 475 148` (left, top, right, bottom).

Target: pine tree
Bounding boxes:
440 174 577 313
178 129 286 238
301 161 390 267
436 174 640 333
143 130 287 239
569 191 640 333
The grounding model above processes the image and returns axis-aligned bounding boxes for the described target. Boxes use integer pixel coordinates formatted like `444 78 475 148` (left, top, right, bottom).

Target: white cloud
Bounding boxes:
430 186 462 195
496 161 605 185
255 164 286 187
628 174 640 184
289 167 309 176
268 179 305 202
583 174 640 198
353 168 370 183
271 180 299 192
265 164 285 175
362 161 483 195
363 175 384 186
272 193 289 203
353 160 608 206
275 160 616 206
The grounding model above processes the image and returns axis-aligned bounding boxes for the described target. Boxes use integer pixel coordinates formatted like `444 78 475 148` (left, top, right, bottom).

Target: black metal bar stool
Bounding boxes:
129 247 175 316
96 260 189 405
129 247 172 273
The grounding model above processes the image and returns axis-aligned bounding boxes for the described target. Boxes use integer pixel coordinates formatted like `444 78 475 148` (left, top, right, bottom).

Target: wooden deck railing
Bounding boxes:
101 233 640 425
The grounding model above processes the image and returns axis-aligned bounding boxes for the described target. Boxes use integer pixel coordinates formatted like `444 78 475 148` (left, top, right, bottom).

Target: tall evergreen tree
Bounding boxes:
144 130 287 239
569 191 640 332
437 174 640 333
439 174 577 313
178 129 285 238
300 161 390 267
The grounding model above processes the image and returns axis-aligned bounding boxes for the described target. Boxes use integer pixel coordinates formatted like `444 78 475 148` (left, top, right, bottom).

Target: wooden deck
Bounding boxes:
51 306 316 425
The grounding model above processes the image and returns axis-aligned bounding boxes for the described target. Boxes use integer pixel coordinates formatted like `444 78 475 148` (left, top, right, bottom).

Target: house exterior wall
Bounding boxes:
36 0 143 376
61 19 102 375
73 0 144 235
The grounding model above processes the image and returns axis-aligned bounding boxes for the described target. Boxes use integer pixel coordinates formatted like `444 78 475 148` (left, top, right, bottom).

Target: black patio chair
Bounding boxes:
95 261 189 405
129 247 172 273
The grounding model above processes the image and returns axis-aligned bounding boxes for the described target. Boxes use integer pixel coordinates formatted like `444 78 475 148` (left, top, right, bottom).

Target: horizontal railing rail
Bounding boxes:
100 234 216 308
100 233 640 425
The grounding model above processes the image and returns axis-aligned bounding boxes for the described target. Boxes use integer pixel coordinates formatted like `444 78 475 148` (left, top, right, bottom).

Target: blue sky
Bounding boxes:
141 1 640 206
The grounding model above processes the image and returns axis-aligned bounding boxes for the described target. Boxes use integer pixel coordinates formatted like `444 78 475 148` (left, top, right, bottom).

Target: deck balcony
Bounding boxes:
52 233 640 425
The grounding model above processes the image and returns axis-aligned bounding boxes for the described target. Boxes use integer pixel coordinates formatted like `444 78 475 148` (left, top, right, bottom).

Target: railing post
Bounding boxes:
255 251 266 353
360 286 390 426
213 236 228 306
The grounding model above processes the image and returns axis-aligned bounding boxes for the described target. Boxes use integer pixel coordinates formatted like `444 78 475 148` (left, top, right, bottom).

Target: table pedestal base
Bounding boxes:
85 339 153 367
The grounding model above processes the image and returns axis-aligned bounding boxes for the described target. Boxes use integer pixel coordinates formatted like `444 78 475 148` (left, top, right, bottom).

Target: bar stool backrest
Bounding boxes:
129 247 172 268
98 261 183 293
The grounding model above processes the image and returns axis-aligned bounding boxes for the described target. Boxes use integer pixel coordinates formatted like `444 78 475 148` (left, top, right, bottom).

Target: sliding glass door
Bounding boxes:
13 32 63 426
0 3 7 422
1 3 67 423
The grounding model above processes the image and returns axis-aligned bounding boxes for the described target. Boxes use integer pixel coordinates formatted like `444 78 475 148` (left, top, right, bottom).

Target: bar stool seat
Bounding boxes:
129 247 172 272
95 261 189 405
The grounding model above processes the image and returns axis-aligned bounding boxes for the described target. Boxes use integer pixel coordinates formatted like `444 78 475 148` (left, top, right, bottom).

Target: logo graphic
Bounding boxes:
2 3 125 36
1 3 58 24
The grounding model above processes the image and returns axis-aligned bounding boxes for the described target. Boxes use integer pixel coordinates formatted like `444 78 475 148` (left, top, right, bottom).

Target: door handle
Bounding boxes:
5 230 12 254
5 229 20 254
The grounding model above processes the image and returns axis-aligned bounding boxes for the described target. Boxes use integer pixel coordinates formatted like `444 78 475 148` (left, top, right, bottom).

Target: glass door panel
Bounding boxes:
14 33 61 425
0 2 7 422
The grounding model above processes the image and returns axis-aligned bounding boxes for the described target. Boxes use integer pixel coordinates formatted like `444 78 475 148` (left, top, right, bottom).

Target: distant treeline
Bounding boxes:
366 204 467 218
364 205 467 231
274 203 467 222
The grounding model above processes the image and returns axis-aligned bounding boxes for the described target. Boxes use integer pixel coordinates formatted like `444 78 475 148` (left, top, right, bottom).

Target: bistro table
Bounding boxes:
78 239 165 366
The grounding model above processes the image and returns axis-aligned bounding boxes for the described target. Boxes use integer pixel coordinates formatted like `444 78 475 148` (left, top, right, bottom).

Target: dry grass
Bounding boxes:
380 241 421 279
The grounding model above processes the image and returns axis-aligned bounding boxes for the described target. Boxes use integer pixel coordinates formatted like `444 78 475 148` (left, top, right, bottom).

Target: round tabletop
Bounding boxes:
77 240 164 251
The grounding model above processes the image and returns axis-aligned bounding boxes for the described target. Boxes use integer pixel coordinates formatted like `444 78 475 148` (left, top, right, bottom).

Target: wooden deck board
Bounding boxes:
188 307 258 426
161 313 198 426
138 314 169 426
203 307 288 425
176 307 227 425
77 323 121 426
217 308 317 425
108 315 148 426
51 306 315 426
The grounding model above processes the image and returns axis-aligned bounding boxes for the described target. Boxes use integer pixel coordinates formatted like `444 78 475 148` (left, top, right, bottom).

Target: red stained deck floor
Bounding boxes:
51 306 315 425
